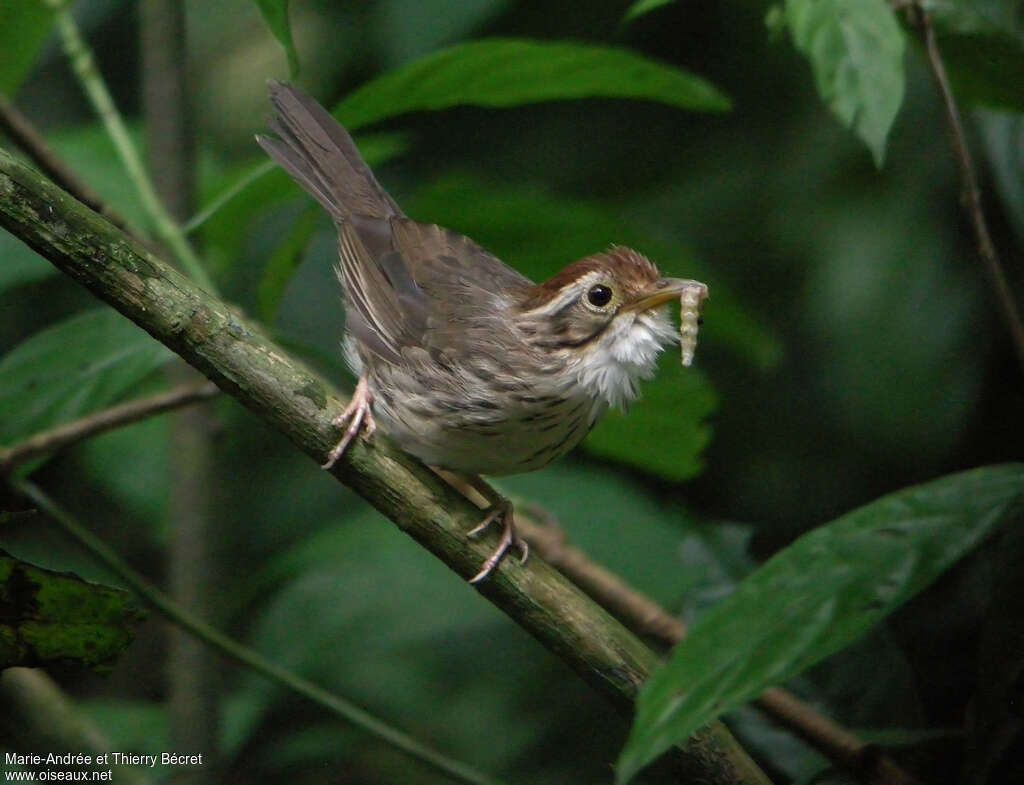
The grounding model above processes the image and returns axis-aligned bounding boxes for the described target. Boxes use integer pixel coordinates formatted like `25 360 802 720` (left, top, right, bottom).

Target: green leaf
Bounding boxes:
0 550 145 672
584 354 716 482
0 1 52 95
259 204 322 321
782 0 906 166
252 0 300 76
616 464 1024 783
337 38 731 131
623 0 676 23
0 309 172 447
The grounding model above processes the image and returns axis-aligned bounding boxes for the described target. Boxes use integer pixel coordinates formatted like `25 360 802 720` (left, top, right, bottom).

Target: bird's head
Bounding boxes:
515 247 707 409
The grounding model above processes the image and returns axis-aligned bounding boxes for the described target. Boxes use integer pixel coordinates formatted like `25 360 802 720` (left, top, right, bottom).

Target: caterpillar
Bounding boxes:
678 282 708 367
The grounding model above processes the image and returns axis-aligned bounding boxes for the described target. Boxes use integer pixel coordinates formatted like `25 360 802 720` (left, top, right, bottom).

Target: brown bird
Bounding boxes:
258 81 707 583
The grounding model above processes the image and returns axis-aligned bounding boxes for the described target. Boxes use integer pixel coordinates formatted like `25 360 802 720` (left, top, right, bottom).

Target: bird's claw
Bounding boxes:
468 501 528 584
322 377 375 469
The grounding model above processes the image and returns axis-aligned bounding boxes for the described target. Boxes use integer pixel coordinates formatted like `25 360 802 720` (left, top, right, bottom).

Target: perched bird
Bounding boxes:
258 82 707 583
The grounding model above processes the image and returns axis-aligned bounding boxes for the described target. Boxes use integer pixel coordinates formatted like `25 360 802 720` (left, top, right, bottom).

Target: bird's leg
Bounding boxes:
322 375 376 469
458 474 529 584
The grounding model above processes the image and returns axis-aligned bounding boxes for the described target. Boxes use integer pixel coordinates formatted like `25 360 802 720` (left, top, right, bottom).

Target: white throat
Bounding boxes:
573 309 677 411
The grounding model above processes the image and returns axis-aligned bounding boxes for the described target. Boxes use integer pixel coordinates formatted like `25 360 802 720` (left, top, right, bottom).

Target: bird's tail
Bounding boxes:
256 81 401 221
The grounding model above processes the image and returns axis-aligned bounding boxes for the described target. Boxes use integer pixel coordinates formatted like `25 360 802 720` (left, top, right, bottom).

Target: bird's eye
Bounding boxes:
587 284 613 307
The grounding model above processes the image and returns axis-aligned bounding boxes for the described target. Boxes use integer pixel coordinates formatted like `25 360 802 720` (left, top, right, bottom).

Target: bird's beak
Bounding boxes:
623 278 708 313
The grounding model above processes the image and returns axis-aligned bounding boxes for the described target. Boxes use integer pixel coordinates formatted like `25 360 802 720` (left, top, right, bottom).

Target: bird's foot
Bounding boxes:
322 376 376 469
467 497 529 584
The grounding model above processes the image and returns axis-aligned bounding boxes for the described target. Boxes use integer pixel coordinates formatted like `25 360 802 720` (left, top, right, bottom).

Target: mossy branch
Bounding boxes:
0 145 770 785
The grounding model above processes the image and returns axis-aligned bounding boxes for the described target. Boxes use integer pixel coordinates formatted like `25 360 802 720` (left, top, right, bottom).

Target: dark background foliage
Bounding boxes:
1 0 1022 783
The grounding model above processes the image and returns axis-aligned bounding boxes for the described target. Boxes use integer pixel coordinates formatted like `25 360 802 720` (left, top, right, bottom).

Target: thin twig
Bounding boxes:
0 95 139 240
517 515 925 785
10 478 507 785
0 382 220 475
913 5 1024 374
42 0 217 294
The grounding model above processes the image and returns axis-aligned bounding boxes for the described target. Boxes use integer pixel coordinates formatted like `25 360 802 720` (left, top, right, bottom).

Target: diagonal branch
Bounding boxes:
0 145 771 784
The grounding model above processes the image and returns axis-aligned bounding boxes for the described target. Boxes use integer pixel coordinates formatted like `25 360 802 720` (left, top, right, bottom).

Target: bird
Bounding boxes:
257 81 708 583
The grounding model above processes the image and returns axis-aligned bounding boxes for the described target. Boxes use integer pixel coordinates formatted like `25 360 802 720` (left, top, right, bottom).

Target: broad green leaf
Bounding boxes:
0 309 172 447
0 550 145 671
252 0 300 76
0 2 52 95
336 38 731 131
584 354 716 482
623 0 676 23
617 464 1024 783
783 0 905 166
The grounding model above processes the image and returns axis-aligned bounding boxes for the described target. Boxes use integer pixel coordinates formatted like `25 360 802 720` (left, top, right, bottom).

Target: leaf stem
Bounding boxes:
12 478 507 785
42 0 218 295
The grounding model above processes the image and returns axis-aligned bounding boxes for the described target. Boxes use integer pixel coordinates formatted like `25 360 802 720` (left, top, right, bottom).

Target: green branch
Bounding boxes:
0 144 771 785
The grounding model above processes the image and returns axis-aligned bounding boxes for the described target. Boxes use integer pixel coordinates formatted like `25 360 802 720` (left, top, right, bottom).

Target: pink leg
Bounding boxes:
461 475 529 584
322 376 376 469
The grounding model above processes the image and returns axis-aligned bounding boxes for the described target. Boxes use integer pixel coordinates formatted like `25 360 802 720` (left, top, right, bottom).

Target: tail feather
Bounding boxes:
256 80 400 220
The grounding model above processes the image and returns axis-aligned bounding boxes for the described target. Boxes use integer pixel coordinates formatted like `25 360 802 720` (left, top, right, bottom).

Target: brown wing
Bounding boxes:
343 216 533 360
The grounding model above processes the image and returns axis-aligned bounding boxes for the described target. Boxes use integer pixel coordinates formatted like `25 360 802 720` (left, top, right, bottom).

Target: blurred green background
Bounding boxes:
1 0 1022 783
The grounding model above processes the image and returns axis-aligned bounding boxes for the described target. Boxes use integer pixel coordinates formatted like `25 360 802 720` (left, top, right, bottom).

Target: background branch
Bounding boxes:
0 146 771 785
0 95 137 240
913 5 1024 373
0 382 218 473
42 0 215 293
138 3 218 781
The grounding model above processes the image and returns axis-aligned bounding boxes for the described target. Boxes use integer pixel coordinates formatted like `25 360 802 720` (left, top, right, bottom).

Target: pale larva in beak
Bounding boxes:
678 282 708 366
